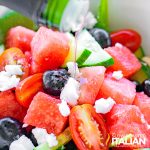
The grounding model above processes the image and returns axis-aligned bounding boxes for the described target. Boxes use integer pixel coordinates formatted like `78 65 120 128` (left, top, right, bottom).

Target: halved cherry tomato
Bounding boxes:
110 29 141 52
0 48 29 80
69 104 110 150
15 73 43 108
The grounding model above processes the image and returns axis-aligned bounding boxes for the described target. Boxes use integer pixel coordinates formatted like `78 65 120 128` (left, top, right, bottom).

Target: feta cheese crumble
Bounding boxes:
60 77 80 106
46 133 58 148
67 62 80 78
60 0 89 32
58 101 70 117
0 65 23 91
32 128 47 145
32 128 58 148
84 12 97 29
115 43 123 49
9 135 34 150
112 70 123 80
0 74 20 91
94 97 116 114
5 65 23 76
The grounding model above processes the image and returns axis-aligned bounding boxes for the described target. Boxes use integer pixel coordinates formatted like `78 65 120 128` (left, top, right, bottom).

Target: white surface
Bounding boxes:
108 0 150 55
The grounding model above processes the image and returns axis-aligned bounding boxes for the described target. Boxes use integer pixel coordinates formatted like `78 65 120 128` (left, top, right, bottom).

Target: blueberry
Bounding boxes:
0 117 24 150
89 28 111 48
132 81 143 92
142 79 150 96
43 69 70 96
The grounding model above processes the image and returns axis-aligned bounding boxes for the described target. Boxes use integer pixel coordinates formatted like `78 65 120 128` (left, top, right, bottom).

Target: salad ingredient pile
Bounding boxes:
0 0 150 150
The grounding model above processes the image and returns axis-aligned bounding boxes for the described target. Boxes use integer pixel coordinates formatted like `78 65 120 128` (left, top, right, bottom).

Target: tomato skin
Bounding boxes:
16 73 43 108
69 104 109 150
110 29 141 52
0 48 29 80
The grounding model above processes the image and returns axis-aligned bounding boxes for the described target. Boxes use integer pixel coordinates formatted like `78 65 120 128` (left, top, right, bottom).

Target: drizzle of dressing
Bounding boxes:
73 2 90 77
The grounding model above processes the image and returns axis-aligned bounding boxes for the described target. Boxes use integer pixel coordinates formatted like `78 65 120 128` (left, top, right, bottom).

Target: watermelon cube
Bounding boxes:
24 92 68 135
31 27 69 74
133 92 150 124
106 104 150 148
105 46 141 77
96 73 136 104
109 122 150 148
106 104 147 125
6 26 35 52
0 90 27 122
78 66 106 105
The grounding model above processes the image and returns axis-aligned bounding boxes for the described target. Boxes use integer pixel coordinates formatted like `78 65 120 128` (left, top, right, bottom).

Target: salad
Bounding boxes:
0 0 150 150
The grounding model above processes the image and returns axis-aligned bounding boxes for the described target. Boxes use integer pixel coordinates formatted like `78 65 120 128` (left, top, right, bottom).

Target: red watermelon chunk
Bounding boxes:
133 92 150 124
6 26 35 52
96 73 136 104
105 46 141 77
106 104 147 126
109 122 150 148
31 27 69 74
78 66 106 105
106 104 150 148
0 90 27 122
24 92 68 135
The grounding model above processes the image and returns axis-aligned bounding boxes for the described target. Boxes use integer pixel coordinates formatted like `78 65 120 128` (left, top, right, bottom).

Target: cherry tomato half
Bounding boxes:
69 104 110 150
110 29 141 52
0 48 29 80
15 73 43 108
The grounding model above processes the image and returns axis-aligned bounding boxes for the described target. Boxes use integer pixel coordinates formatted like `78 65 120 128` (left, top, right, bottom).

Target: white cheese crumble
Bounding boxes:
5 65 23 76
60 0 96 32
0 74 20 91
45 133 58 148
60 77 80 106
0 65 23 91
60 0 89 32
67 62 80 78
9 135 34 150
84 12 97 29
32 128 48 145
115 43 123 49
94 97 116 114
58 101 70 117
32 128 58 148
112 70 123 80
